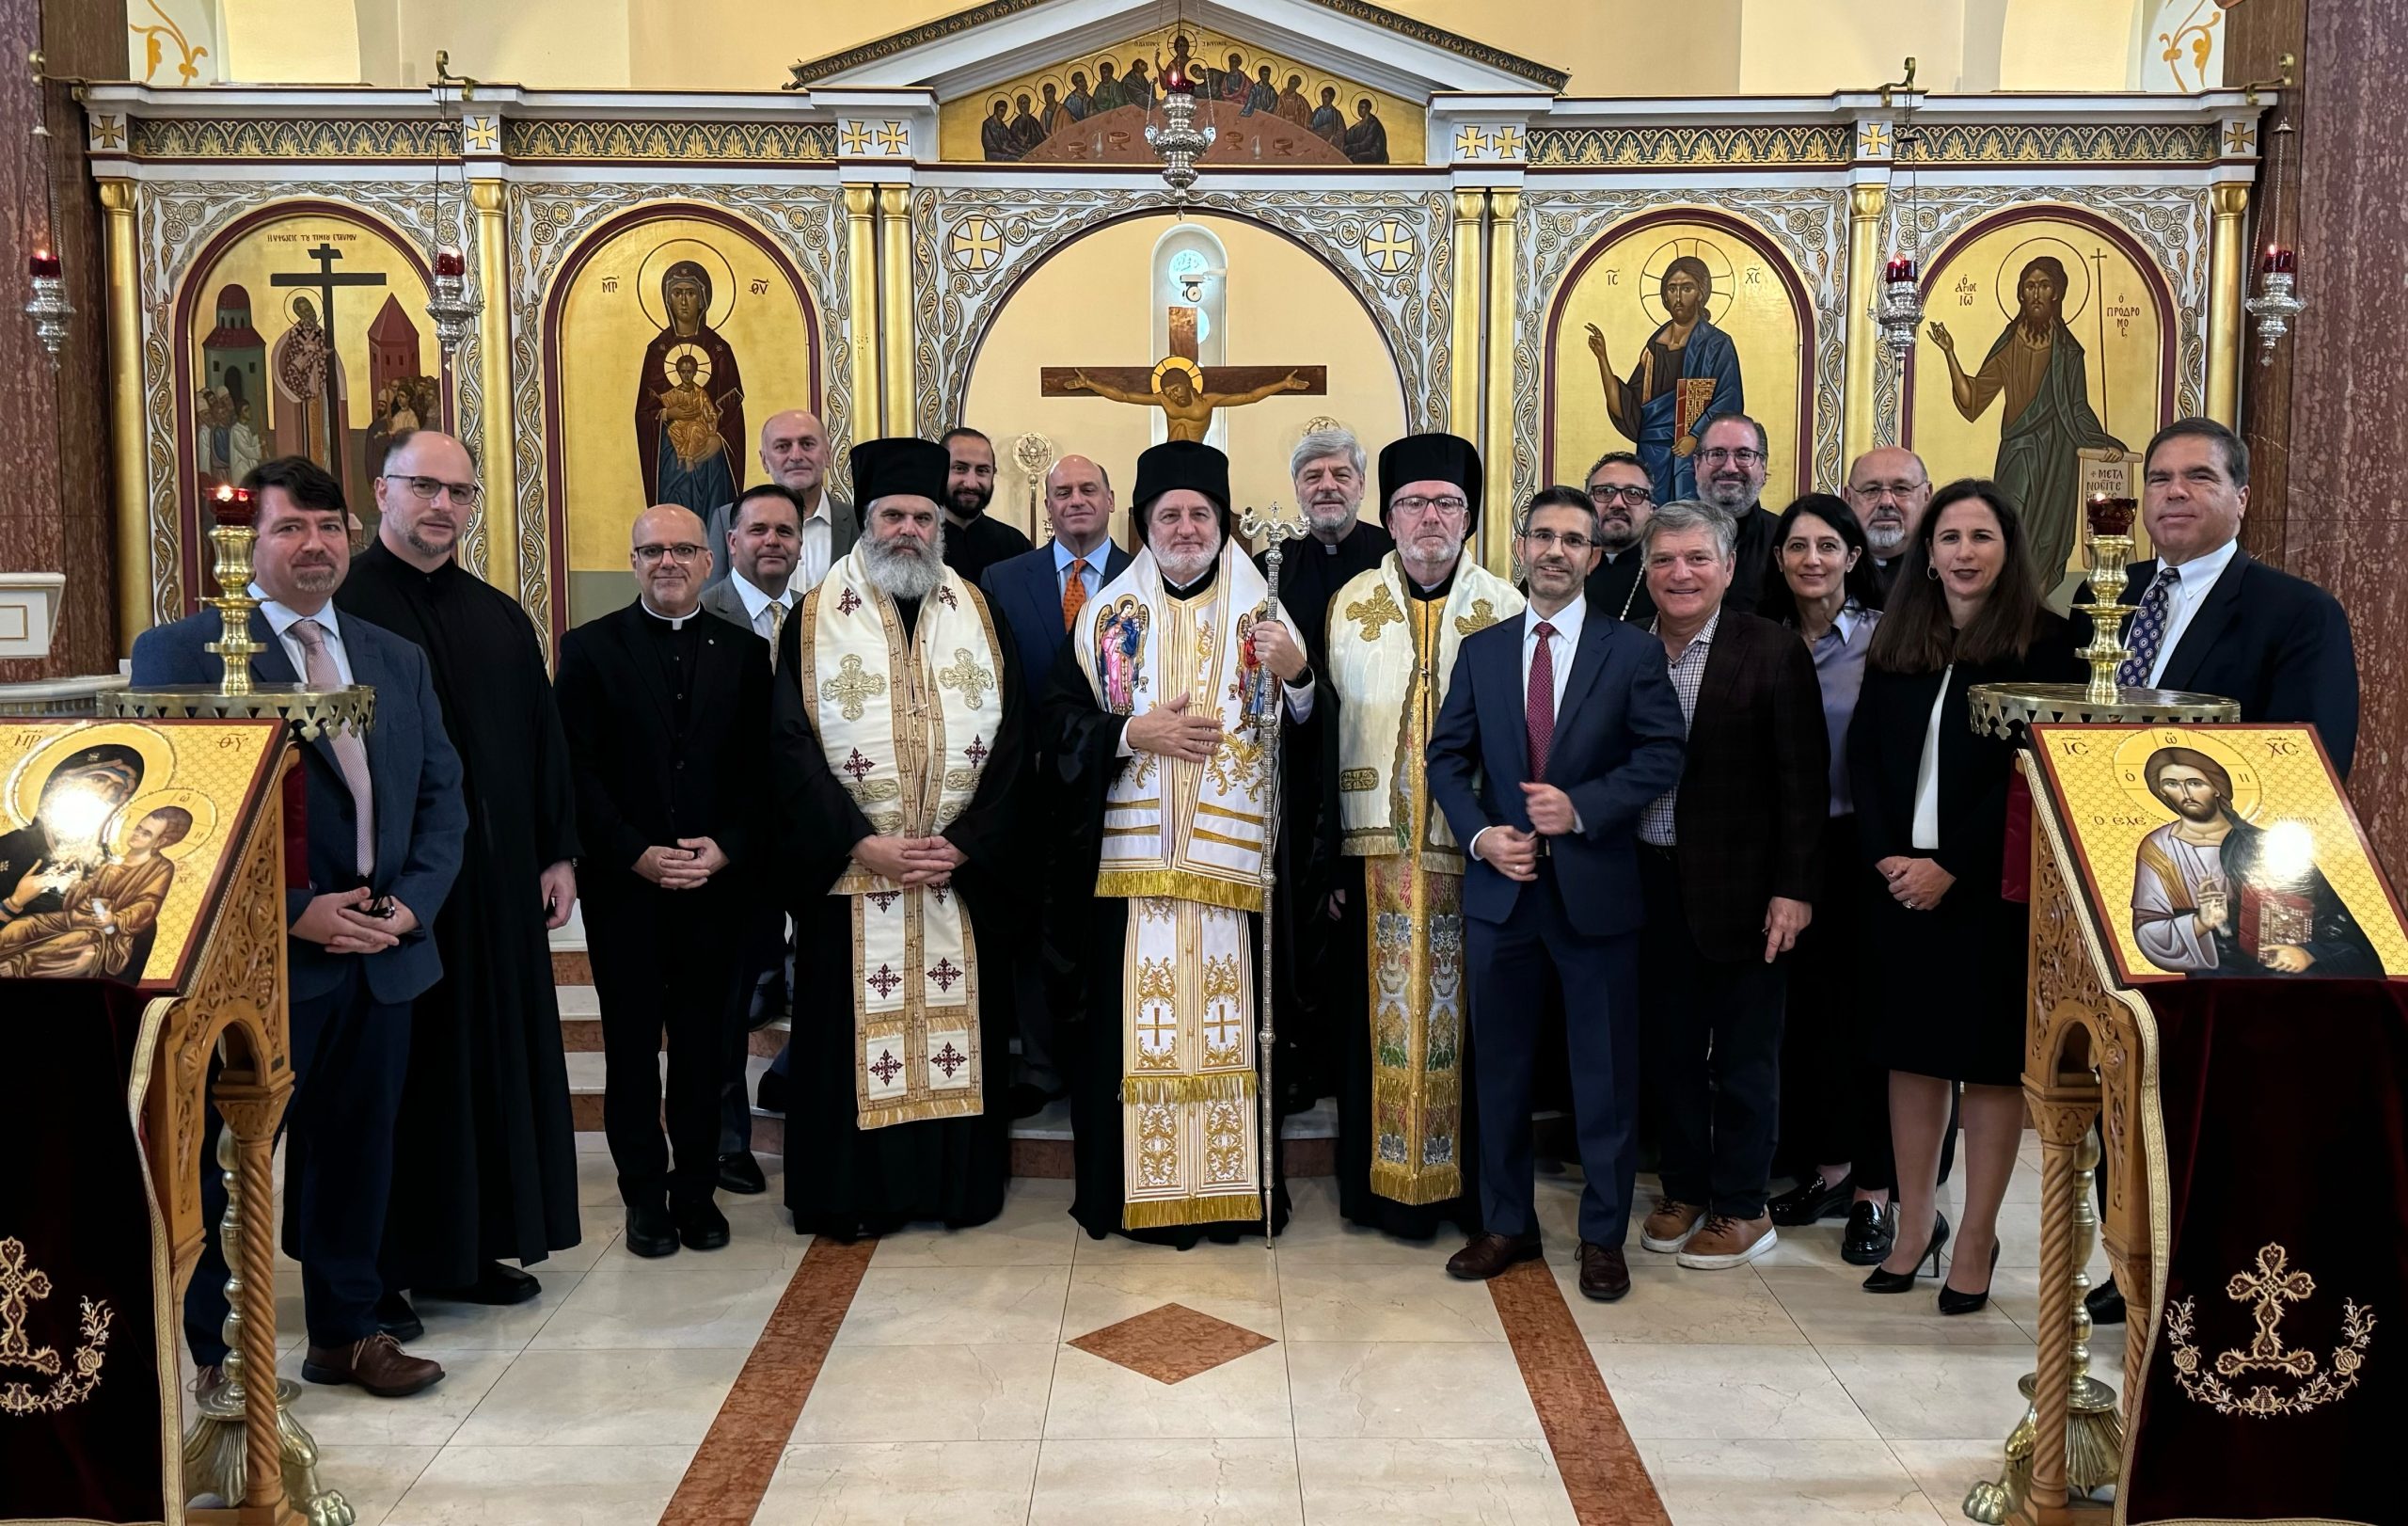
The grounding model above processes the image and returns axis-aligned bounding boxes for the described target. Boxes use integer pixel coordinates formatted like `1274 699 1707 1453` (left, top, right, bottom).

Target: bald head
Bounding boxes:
759 409 831 502
630 503 711 617
1045 453 1115 554
1845 446 1932 558
374 429 479 570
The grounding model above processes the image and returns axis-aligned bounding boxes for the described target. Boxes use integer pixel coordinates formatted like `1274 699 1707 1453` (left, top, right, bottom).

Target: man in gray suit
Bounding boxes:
703 409 855 595
133 455 467 1397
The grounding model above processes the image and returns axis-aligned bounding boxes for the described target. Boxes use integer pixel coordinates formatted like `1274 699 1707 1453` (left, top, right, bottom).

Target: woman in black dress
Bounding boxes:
1846 480 2073 1312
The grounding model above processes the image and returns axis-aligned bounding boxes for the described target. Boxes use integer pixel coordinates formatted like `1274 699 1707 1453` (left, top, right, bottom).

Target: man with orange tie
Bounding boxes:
1425 485 1686 1301
980 453 1133 1114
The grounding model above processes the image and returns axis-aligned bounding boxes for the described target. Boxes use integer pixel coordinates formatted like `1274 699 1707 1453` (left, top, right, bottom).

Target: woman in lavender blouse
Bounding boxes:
1757 494 1897 1267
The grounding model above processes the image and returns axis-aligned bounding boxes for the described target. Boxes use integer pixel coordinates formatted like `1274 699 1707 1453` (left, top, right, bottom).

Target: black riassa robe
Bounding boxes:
943 514 1035 590
1587 547 1656 625
772 593 1023 1237
336 541 582 1284
1258 519 1391 1107
1043 562 1296 1247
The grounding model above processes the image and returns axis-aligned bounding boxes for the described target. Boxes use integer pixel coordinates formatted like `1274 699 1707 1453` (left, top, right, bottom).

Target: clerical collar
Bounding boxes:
639 600 697 629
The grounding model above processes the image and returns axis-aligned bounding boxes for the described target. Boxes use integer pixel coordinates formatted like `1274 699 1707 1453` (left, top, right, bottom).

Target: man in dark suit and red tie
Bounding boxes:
133 455 467 1398
1426 485 1687 1301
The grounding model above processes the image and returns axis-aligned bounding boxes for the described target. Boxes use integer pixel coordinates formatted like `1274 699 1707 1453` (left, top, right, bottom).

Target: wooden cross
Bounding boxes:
2217 1243 2321 1379
269 242 387 491
1042 303 1325 443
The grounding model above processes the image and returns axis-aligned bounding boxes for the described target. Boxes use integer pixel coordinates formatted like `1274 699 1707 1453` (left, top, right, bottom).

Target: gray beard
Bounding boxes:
1401 544 1458 586
1865 521 1907 557
1701 478 1757 517
863 532 944 601
1155 545 1215 587
1305 501 1356 533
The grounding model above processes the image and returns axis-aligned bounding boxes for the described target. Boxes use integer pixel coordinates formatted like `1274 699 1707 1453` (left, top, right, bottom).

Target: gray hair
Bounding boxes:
1640 499 1736 563
1290 427 1366 483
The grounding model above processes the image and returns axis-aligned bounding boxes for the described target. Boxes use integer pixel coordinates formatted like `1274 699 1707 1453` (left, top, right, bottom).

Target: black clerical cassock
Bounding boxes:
943 508 1035 589
773 437 1026 1236
555 599 771 1224
336 541 583 1293
1044 440 1306 1246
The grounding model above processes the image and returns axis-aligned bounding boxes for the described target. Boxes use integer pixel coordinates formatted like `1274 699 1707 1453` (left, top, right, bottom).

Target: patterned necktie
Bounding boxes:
1062 557 1090 631
2116 566 2182 689
290 618 375 875
1527 621 1558 781
765 600 787 668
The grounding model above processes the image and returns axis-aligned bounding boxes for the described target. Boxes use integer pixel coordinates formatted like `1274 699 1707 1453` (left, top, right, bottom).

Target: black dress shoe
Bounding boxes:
718 1152 768 1195
1841 1200 1897 1266
1576 1242 1632 1302
1939 1241 2001 1315
1007 1082 1053 1121
2086 1276 2127 1326
1767 1172 1855 1227
1445 1232 1543 1280
755 1067 788 1115
625 1203 679 1259
373 1291 424 1343
424 1260 540 1305
1862 1212 1949 1294
676 1198 732 1251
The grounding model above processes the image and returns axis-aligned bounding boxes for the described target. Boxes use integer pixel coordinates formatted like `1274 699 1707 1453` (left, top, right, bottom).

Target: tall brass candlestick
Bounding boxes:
203 488 263 696
2072 495 2137 706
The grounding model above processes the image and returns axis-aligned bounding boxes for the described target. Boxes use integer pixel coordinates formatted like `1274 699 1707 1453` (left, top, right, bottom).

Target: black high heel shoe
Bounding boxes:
1938 1241 2001 1315
1861 1212 1950 1294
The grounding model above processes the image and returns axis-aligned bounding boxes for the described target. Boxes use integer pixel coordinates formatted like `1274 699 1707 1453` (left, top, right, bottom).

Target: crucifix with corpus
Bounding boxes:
1040 301 1325 442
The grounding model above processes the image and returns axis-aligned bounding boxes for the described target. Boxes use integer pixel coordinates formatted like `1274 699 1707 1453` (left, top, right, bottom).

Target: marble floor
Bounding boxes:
226 1130 2113 1525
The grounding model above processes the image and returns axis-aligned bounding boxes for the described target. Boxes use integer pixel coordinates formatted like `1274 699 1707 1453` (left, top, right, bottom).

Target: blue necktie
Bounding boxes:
2116 567 2181 689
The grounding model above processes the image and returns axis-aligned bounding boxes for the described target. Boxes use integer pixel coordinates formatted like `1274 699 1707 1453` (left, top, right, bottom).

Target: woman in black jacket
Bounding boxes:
1846 479 2074 1313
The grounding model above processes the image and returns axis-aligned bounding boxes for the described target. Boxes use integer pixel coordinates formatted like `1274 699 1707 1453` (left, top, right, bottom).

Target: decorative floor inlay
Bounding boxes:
1068 1300 1277 1385
1488 1258 1672 1526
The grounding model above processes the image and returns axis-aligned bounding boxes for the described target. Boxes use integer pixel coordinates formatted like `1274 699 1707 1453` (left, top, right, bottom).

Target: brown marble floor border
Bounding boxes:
1487 1258 1672 1526
656 1235 877 1526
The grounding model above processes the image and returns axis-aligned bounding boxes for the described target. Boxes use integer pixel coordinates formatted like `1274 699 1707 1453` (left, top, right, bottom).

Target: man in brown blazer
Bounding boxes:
1628 500 1829 1271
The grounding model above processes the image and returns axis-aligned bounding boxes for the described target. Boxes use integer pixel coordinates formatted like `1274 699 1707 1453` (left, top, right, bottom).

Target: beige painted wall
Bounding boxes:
197 0 2153 94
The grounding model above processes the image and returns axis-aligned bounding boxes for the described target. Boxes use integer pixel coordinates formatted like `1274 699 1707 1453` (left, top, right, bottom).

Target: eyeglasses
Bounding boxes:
1849 481 1925 501
634 543 708 564
1522 528 1595 552
1696 448 1764 467
380 473 483 507
1588 484 1652 505
1390 494 1468 518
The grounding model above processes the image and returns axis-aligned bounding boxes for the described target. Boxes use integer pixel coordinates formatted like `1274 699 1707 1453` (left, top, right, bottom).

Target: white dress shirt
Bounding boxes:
1910 664 1951 850
2144 536 2240 688
791 494 836 594
250 584 356 687
730 570 796 644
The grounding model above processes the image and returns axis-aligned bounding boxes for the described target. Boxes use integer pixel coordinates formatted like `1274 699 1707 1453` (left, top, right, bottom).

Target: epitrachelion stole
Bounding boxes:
799 546 1002 1130
1328 553 1521 1203
1073 541 1288 1228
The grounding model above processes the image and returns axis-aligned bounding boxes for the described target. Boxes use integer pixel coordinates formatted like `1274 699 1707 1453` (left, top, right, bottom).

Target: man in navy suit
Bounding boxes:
133 456 466 1398
980 453 1132 1113
2074 417 2359 774
1426 487 1686 1297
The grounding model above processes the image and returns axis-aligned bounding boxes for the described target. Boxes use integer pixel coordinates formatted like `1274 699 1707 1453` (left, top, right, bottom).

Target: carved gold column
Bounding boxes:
469 179 518 602
2206 183 2250 427
878 186 916 437
1481 189 1520 578
1844 183 1887 461
101 178 151 643
1449 189 1485 438
844 188 880 440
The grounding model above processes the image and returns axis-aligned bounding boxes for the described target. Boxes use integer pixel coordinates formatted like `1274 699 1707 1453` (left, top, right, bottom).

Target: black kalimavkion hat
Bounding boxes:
1377 432 1483 539
848 437 950 508
1130 439 1232 543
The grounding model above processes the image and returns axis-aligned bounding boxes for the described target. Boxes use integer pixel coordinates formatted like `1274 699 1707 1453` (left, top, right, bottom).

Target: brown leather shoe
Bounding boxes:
1576 1242 1632 1302
1445 1232 1543 1280
1640 1199 1706 1253
301 1333 444 1398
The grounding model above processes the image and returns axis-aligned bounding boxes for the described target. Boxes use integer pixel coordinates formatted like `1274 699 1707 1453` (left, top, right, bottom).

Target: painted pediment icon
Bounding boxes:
787 0 1565 167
